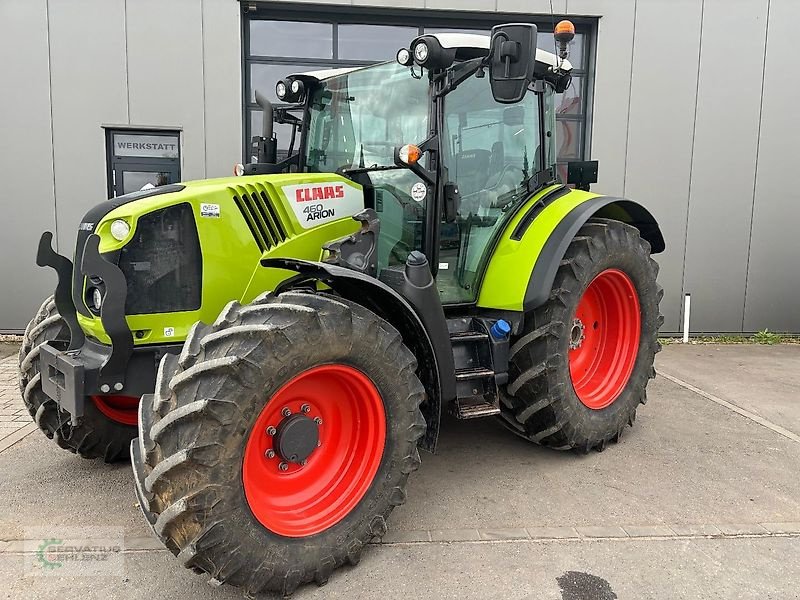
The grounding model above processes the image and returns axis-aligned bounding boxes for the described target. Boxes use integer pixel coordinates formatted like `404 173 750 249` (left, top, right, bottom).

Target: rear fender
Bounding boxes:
476 189 663 312
262 258 451 453
523 196 664 311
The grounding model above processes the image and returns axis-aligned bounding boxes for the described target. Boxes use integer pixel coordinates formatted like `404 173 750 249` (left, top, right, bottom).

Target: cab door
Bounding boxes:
436 74 553 304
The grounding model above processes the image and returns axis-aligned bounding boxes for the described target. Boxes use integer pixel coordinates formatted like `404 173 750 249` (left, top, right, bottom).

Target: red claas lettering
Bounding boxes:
294 185 346 202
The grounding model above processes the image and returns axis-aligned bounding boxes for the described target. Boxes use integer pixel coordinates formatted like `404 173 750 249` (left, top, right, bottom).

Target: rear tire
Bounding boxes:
18 296 138 461
131 291 426 596
499 219 663 451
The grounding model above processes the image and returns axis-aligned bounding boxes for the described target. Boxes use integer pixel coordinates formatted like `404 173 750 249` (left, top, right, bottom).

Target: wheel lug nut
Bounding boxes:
314 417 322 425
301 404 311 413
265 449 275 459
278 462 289 471
282 407 291 417
266 426 276 436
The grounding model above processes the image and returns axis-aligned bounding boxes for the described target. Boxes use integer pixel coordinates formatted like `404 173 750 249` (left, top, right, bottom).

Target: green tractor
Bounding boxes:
20 23 663 596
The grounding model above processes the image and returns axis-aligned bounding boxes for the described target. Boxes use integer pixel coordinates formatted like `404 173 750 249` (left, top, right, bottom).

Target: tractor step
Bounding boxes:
448 317 503 419
454 398 501 419
455 367 495 381
449 330 489 342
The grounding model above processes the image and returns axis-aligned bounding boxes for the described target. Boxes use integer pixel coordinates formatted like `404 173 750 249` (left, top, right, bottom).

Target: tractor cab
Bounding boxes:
244 28 575 305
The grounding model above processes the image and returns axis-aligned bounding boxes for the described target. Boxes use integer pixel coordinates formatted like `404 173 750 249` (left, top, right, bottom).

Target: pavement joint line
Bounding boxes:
0 422 37 453
657 369 800 444
3 529 800 554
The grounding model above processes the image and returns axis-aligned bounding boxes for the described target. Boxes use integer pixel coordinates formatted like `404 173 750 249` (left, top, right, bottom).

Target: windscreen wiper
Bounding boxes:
524 166 559 194
342 164 404 175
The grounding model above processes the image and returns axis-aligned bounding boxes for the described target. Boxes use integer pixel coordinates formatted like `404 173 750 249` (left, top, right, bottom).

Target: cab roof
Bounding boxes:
292 33 572 82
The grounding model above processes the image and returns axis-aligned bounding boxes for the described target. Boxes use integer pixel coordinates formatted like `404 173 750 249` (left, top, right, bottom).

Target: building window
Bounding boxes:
243 8 594 178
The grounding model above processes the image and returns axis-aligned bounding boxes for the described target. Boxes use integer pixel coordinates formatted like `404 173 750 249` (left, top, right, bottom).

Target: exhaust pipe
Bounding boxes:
254 90 277 164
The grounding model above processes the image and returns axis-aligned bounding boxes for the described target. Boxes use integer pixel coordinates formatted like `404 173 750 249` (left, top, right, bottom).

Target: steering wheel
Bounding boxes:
459 163 524 215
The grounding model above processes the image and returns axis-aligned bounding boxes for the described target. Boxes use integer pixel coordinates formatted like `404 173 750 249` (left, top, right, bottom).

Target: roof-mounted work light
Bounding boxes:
396 47 413 67
408 36 457 70
276 78 305 103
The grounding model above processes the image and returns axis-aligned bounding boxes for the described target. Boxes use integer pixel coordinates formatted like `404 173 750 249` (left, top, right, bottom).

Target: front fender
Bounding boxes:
262 257 452 453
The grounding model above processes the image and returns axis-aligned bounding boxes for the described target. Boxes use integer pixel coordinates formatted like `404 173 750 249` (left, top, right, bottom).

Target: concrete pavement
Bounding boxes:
1 343 798 599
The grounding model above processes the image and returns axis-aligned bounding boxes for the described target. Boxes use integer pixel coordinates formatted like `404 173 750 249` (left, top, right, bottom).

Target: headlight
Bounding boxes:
413 41 429 63
91 287 103 311
290 79 303 94
110 219 131 241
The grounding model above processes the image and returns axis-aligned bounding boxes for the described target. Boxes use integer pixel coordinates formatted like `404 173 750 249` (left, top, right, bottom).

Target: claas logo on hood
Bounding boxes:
295 185 345 202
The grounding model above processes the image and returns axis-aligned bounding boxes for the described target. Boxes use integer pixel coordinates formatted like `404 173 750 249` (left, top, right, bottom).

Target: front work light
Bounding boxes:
409 36 457 70
276 80 288 100
110 219 131 241
413 41 430 64
396 47 413 66
276 78 305 103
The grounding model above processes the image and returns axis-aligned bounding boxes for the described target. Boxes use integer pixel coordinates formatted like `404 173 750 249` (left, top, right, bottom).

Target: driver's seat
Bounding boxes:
452 148 491 196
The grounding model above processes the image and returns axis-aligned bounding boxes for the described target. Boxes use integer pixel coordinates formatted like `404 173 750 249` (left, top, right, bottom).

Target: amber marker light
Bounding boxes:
397 144 422 165
554 20 576 60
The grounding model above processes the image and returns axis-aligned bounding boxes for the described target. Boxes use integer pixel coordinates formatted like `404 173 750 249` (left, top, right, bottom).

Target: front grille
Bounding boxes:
118 203 202 315
232 187 289 252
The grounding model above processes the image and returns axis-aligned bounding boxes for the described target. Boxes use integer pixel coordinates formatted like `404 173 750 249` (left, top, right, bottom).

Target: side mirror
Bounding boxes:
488 23 538 104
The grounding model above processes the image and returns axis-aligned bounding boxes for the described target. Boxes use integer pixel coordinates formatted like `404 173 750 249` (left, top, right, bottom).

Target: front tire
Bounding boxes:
18 296 138 461
132 291 426 596
499 219 663 451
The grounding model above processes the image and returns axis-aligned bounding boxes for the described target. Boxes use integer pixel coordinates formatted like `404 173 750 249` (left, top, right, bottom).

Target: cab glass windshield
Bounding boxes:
304 62 432 274
304 62 429 172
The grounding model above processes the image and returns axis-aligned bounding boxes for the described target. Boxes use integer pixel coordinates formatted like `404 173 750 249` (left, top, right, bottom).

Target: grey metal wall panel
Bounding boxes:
683 0 769 332
567 0 635 197
48 0 128 254
202 0 243 176
624 0 702 333
126 0 206 180
743 0 800 332
425 0 495 10
0 0 57 330
497 0 567 12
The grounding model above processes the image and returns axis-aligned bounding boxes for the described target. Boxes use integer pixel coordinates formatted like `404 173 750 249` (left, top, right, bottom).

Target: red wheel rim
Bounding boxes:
568 269 641 410
242 364 386 537
91 395 140 426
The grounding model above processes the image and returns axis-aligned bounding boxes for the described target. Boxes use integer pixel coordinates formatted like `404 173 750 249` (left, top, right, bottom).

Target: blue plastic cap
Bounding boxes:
490 319 511 339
